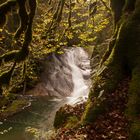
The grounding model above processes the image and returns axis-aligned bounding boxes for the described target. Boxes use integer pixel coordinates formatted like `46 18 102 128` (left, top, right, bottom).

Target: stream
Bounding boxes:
0 47 91 140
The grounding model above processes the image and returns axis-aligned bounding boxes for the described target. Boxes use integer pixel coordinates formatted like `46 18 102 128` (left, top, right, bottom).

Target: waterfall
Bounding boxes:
66 47 91 104
0 47 91 140
27 47 91 104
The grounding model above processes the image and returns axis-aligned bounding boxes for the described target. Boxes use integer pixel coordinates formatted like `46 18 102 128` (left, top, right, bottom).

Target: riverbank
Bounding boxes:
0 47 91 140
0 95 31 121
53 78 130 140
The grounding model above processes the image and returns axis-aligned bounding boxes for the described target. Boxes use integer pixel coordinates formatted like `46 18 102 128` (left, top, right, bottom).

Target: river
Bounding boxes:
0 47 91 140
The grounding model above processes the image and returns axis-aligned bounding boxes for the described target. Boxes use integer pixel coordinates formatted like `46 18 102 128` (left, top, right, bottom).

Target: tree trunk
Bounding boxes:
82 0 140 139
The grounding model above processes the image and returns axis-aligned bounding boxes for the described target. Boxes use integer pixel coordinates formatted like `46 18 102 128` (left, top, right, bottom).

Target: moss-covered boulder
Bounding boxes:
54 105 72 129
0 97 30 120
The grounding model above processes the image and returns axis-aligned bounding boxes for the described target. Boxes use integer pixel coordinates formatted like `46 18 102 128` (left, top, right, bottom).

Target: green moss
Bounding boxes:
129 120 140 140
82 13 126 124
82 52 124 123
126 66 140 117
0 48 29 64
0 98 29 120
65 116 79 128
0 50 19 63
0 97 9 108
82 98 105 124
0 94 17 109
4 99 27 112
54 107 70 129
113 4 140 120
82 1 140 139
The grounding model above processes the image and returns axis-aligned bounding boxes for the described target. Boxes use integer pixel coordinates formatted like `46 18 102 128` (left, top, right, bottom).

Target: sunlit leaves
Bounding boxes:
78 33 88 41
0 0 112 94
25 126 56 139
88 24 94 28
65 31 73 39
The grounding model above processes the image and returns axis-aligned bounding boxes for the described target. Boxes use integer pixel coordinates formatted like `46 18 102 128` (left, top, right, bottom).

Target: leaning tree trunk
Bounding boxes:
82 0 140 139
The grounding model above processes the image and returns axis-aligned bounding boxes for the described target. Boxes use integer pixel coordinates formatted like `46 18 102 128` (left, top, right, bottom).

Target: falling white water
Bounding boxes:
27 47 91 104
66 47 91 104
0 47 91 140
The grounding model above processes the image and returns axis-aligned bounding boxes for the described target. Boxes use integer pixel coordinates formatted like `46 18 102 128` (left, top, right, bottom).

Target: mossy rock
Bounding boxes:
54 105 76 129
65 116 79 129
129 120 140 140
0 98 30 120
126 66 140 118
82 99 105 124
0 97 9 108
54 107 70 129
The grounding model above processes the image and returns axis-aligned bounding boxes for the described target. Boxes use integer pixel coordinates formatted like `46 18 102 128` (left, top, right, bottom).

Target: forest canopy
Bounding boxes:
1 0 140 139
0 0 111 96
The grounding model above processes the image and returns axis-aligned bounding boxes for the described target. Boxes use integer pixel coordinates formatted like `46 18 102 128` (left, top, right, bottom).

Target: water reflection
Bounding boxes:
0 47 91 140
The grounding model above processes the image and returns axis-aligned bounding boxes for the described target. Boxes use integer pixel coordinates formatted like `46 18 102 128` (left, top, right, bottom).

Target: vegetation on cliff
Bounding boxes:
0 0 110 119
0 0 140 139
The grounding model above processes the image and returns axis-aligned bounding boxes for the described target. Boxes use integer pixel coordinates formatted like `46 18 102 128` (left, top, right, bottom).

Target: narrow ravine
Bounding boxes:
0 47 91 140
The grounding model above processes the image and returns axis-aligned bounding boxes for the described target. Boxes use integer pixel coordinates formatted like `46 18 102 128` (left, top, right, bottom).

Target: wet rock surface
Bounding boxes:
53 78 130 140
28 47 91 98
